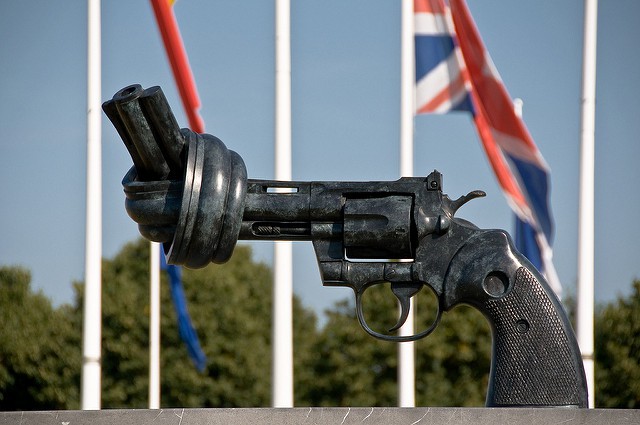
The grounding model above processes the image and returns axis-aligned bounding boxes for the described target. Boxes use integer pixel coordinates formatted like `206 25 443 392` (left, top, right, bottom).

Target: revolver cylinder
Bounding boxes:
239 181 415 259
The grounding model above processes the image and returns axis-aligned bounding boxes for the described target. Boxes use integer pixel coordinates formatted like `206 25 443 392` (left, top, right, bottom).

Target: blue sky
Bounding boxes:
1 1 639 318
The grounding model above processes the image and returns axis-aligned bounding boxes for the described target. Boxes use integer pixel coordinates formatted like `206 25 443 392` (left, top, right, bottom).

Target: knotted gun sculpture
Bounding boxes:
104 84 588 407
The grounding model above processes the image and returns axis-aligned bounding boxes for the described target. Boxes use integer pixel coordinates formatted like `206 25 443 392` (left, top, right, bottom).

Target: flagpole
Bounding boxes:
577 0 598 409
149 242 161 409
272 0 294 408
81 0 102 410
398 0 416 408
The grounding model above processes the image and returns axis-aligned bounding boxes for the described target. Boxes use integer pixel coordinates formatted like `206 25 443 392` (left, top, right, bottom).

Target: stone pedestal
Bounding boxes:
0 407 638 425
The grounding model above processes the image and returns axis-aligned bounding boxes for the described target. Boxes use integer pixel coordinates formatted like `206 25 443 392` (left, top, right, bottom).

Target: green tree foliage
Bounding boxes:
72 238 318 408
6 239 640 409
0 267 80 410
594 280 640 408
0 239 317 410
298 284 492 406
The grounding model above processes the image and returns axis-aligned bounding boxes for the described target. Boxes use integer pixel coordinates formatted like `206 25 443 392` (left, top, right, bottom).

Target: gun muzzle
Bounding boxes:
105 85 248 267
103 84 187 180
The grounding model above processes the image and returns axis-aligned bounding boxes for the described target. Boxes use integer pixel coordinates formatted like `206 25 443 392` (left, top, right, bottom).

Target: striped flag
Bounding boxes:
414 0 561 296
414 0 472 114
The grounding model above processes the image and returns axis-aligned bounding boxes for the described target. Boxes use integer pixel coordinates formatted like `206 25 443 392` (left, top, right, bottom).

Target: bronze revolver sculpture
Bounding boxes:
104 84 587 407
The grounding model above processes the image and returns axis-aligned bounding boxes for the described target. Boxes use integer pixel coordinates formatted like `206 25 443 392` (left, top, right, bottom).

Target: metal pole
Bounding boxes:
81 0 102 410
398 0 416 408
272 0 294 408
577 0 598 409
149 242 161 409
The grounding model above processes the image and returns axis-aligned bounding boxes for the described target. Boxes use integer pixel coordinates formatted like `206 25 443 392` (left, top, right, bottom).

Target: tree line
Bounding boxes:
0 238 638 409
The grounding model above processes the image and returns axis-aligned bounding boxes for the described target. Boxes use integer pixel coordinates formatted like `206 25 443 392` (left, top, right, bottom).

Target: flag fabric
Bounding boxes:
414 0 561 296
414 0 473 114
161 252 207 372
150 0 204 133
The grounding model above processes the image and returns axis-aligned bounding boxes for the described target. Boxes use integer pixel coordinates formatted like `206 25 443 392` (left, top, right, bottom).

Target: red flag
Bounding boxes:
149 0 204 133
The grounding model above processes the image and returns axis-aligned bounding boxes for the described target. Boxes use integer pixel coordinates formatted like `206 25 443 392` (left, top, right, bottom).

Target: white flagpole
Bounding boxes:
272 0 294 408
577 0 598 409
398 0 416 407
81 0 102 410
149 242 161 409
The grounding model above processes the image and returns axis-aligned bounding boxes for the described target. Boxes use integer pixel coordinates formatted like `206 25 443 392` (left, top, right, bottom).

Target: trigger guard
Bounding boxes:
354 290 442 342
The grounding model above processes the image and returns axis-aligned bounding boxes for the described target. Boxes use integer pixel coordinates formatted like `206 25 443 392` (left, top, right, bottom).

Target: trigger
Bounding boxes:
389 283 421 332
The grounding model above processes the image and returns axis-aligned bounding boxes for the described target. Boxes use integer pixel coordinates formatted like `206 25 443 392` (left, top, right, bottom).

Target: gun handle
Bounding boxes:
443 230 588 407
